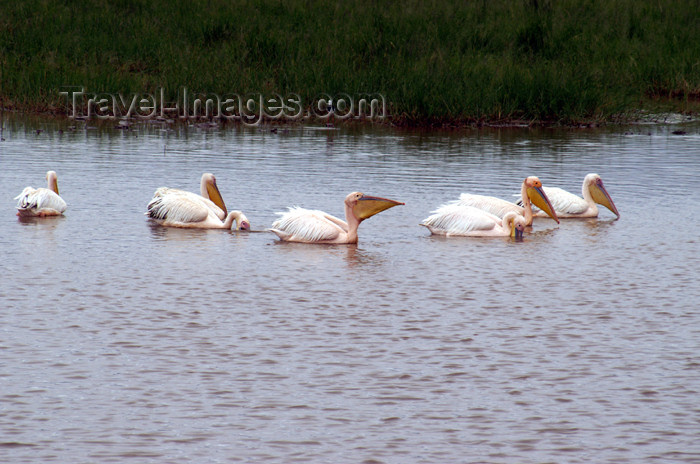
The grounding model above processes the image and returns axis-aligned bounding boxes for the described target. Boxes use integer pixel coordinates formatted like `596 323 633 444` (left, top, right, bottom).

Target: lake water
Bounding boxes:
1 115 699 463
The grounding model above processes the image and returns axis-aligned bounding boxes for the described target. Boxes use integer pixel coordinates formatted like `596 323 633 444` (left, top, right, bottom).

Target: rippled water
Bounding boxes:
1 116 699 463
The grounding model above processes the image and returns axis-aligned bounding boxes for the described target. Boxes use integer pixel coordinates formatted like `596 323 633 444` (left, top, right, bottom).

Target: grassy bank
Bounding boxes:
1 0 699 126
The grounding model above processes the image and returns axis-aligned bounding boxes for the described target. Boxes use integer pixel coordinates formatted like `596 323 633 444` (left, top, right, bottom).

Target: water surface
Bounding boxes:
1 116 699 463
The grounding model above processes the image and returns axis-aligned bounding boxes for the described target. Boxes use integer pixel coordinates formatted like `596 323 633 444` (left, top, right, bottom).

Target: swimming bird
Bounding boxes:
421 204 526 238
15 170 67 217
146 173 250 229
528 173 620 218
270 191 403 244
456 176 559 225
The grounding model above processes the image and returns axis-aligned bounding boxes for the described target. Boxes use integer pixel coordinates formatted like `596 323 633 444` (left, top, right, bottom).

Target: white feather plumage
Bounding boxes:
540 187 589 215
15 187 68 216
270 207 345 242
147 187 225 224
421 203 524 237
421 203 503 235
456 193 524 218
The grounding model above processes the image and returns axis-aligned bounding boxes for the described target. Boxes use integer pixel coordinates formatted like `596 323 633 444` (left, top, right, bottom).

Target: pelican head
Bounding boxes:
46 170 59 195
524 176 559 223
346 192 404 221
586 173 620 218
202 173 228 216
236 211 251 230
505 212 526 238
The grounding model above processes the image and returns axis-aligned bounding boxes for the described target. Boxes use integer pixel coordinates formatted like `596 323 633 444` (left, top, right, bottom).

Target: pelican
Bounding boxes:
532 173 620 218
270 191 403 244
456 176 559 225
146 173 250 229
421 204 526 238
14 170 67 217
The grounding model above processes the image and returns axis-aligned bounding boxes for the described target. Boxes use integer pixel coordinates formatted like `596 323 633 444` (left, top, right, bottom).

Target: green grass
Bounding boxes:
1 0 699 125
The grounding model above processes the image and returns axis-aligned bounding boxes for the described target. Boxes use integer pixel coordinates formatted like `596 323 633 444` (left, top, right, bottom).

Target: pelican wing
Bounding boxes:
180 189 226 220
147 188 212 223
270 207 345 242
457 193 523 218
541 187 589 215
15 187 67 212
421 204 498 234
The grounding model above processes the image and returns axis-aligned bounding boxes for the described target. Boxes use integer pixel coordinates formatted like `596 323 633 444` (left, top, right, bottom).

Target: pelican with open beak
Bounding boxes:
269 191 404 244
457 176 559 226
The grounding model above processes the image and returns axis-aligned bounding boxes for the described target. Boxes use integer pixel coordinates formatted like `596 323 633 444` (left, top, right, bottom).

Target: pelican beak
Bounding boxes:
206 180 228 216
590 181 620 218
52 178 59 195
353 195 404 220
527 186 559 223
509 218 525 239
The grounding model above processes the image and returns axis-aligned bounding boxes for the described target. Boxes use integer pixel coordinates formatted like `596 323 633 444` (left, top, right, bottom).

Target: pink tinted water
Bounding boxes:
1 118 699 463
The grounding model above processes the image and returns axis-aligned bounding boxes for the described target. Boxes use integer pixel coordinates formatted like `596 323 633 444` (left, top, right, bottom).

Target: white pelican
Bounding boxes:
270 191 404 244
456 176 559 225
421 204 526 238
15 170 67 217
532 173 620 218
146 173 250 229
